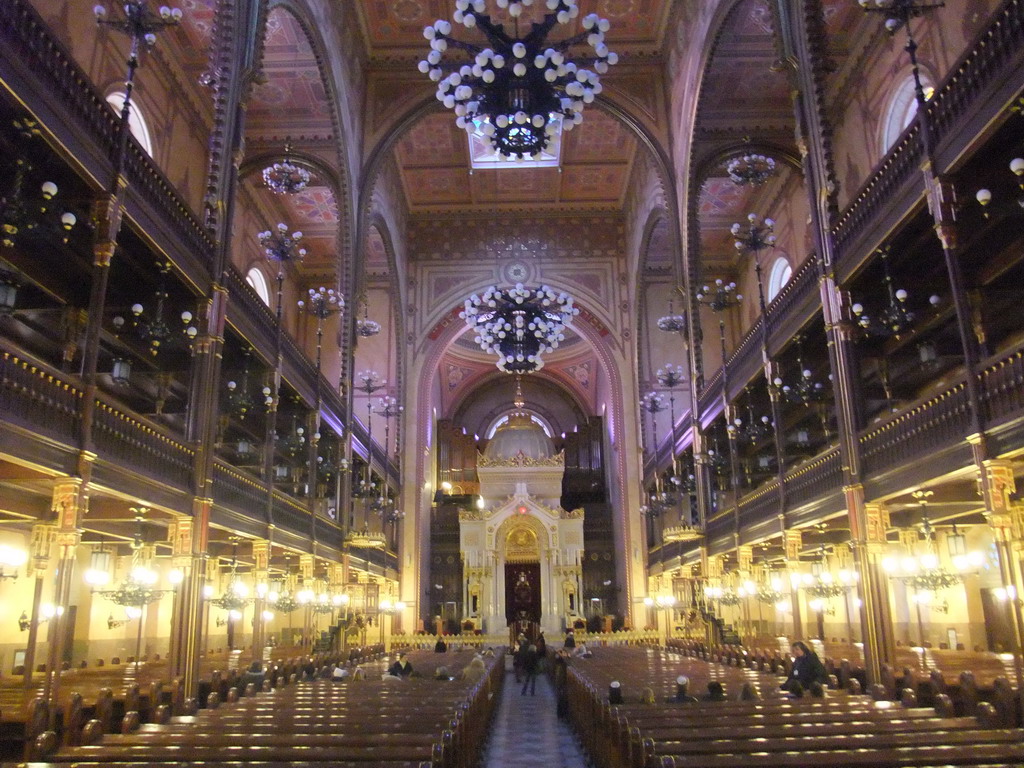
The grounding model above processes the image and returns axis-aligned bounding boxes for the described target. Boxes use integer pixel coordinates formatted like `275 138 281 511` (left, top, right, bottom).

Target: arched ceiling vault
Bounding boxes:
688 0 799 278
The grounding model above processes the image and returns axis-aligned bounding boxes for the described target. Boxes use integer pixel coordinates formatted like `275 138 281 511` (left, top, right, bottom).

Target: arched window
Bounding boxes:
245 267 271 305
767 257 793 303
880 74 935 153
105 92 153 156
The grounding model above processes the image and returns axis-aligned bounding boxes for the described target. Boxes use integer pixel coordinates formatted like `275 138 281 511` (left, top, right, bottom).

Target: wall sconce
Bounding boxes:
0 544 28 581
19 603 63 631
107 613 128 629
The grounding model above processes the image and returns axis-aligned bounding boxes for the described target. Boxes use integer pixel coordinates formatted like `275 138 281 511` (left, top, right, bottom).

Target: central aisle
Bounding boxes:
479 669 590 768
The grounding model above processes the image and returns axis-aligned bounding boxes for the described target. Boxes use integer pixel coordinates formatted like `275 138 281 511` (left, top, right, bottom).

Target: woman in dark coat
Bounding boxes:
782 641 827 694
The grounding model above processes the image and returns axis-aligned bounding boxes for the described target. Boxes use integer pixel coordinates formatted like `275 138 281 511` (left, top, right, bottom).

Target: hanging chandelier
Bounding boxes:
461 284 578 374
696 279 742 312
656 295 687 336
112 262 197 356
355 300 381 338
420 0 617 160
851 248 938 338
1 119 78 250
258 223 306 266
727 151 776 187
97 510 167 608
773 337 825 406
262 141 310 195
728 400 772 445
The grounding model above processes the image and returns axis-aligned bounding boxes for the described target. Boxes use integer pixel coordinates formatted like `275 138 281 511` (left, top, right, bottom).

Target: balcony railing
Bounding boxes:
212 462 268 521
0 348 82 445
859 383 971 476
92 396 194 488
980 345 1024 426
783 447 842 510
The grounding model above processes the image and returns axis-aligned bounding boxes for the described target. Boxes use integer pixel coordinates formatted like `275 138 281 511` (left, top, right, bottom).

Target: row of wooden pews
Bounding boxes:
668 638 1020 721
10 647 504 768
563 644 1024 768
0 645 386 761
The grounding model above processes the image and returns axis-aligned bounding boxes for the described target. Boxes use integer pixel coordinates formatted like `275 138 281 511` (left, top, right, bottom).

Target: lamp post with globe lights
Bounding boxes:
696 280 744 514
733 213 790 490
54 2 181 719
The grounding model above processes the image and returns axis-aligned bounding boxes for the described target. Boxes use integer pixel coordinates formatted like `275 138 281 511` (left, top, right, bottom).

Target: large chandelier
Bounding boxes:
262 141 310 195
851 248 938 338
420 0 618 160
209 539 254 616
461 284 578 374
657 298 687 335
97 510 167 609
727 152 776 187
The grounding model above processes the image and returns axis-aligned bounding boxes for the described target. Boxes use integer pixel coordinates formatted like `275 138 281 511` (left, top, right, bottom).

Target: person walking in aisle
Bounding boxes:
520 643 539 696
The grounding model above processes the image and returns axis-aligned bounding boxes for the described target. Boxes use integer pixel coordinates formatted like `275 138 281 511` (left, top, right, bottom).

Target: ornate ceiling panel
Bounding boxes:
356 0 672 57
248 8 333 141
395 113 470 167
562 109 635 164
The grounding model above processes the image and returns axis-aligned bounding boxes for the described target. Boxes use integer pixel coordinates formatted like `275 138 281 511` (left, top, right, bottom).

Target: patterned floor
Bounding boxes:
479 670 590 768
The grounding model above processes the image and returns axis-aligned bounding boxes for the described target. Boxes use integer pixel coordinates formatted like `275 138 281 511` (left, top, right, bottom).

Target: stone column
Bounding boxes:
978 461 1024 700
166 513 208 700
23 523 56 687
783 528 803 641
299 553 315 649
43 479 86 725
851 497 896 683
250 539 271 662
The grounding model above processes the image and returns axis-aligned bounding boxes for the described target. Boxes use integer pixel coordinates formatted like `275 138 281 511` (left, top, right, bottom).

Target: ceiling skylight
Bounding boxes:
468 116 563 170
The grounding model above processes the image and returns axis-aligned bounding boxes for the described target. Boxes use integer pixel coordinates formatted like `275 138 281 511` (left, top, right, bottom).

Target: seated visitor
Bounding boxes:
331 665 348 681
573 642 592 658
460 656 487 684
240 661 265 693
434 637 447 653
434 665 451 680
350 666 366 681
302 657 317 679
640 686 656 704
704 681 727 701
672 675 698 703
781 641 827 695
388 652 413 678
482 646 495 658
563 629 576 649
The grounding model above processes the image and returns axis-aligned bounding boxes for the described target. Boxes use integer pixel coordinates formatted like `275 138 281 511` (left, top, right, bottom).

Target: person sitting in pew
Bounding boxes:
434 665 451 680
671 675 698 703
434 637 447 653
240 661 265 694
388 652 414 678
573 642 593 658
460 656 487 684
703 681 727 701
331 665 349 681
302 657 317 679
350 666 366 681
781 641 827 696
